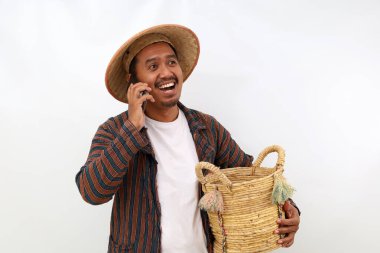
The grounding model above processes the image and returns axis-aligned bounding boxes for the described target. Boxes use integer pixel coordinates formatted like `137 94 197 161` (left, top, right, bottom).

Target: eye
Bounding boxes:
148 64 158 71
168 59 178 66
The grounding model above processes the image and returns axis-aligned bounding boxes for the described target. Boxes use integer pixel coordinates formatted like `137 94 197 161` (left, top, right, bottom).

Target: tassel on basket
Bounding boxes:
271 173 295 205
198 188 224 213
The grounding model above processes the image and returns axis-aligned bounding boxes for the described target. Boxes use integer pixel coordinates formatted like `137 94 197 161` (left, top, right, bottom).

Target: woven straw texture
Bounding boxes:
196 145 286 253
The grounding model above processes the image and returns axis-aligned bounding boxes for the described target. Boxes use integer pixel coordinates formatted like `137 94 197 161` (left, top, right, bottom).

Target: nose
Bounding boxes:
158 64 173 79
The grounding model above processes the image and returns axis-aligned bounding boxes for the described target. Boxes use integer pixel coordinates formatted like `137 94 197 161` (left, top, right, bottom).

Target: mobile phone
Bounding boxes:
140 90 147 112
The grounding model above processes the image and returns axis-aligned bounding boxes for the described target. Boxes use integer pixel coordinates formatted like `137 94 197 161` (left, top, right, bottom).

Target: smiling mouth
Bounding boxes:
158 82 176 91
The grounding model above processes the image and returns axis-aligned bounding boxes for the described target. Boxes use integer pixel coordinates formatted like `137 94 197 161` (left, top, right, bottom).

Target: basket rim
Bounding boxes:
201 167 284 189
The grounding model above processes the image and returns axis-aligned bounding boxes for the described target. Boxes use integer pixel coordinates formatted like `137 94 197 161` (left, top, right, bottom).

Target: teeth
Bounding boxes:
159 82 175 89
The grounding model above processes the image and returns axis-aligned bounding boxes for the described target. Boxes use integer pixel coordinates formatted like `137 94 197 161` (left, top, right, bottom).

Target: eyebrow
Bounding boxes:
145 54 178 65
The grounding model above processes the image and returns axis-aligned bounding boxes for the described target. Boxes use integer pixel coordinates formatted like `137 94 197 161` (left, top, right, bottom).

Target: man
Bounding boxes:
76 24 300 253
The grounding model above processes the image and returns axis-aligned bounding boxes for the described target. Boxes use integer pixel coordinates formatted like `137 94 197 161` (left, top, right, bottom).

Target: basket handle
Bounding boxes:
252 145 285 171
195 161 232 188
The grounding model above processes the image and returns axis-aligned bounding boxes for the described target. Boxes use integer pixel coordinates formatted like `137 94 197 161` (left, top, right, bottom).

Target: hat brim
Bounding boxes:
105 24 200 104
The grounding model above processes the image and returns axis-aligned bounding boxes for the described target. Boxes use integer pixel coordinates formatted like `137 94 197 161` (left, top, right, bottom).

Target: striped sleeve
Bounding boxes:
75 118 148 205
210 116 253 168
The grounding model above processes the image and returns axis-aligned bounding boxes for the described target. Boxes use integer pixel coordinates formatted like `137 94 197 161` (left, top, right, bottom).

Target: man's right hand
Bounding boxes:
127 82 155 130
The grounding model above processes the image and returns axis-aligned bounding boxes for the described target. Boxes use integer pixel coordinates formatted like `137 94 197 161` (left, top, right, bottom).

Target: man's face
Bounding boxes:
134 42 184 109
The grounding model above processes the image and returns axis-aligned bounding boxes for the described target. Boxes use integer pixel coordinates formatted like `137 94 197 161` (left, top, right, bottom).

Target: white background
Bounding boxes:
1 0 379 252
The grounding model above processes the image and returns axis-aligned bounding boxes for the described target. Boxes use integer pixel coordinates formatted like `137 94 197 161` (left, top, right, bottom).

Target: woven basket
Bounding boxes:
196 145 291 253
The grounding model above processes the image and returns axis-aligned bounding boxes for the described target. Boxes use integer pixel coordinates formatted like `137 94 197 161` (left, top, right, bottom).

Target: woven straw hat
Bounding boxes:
105 24 200 103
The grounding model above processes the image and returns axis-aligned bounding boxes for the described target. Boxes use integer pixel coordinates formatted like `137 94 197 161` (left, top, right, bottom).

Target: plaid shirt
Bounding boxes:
76 102 253 253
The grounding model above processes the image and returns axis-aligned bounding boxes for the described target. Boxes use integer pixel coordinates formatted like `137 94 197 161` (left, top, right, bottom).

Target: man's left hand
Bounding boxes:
274 200 300 248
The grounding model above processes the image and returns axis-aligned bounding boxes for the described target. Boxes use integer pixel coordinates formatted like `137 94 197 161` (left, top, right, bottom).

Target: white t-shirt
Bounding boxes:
145 110 207 253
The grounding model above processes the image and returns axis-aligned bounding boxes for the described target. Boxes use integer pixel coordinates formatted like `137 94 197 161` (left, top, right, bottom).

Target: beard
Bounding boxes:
160 99 178 108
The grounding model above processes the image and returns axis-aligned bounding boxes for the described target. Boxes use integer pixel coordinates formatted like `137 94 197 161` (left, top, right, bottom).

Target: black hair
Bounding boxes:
128 57 139 84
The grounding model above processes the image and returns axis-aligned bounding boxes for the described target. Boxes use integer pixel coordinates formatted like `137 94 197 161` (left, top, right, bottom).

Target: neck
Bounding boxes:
145 104 179 122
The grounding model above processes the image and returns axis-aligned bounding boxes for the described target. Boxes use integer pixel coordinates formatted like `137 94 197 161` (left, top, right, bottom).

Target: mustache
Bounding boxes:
154 76 178 88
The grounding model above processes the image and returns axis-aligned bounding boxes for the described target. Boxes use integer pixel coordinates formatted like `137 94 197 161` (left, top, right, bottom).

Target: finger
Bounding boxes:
131 86 152 97
278 232 295 246
277 217 298 226
129 82 147 90
135 94 155 105
279 234 294 247
282 239 294 248
144 94 155 103
128 85 151 103
133 95 151 105
128 82 148 94
276 225 298 234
